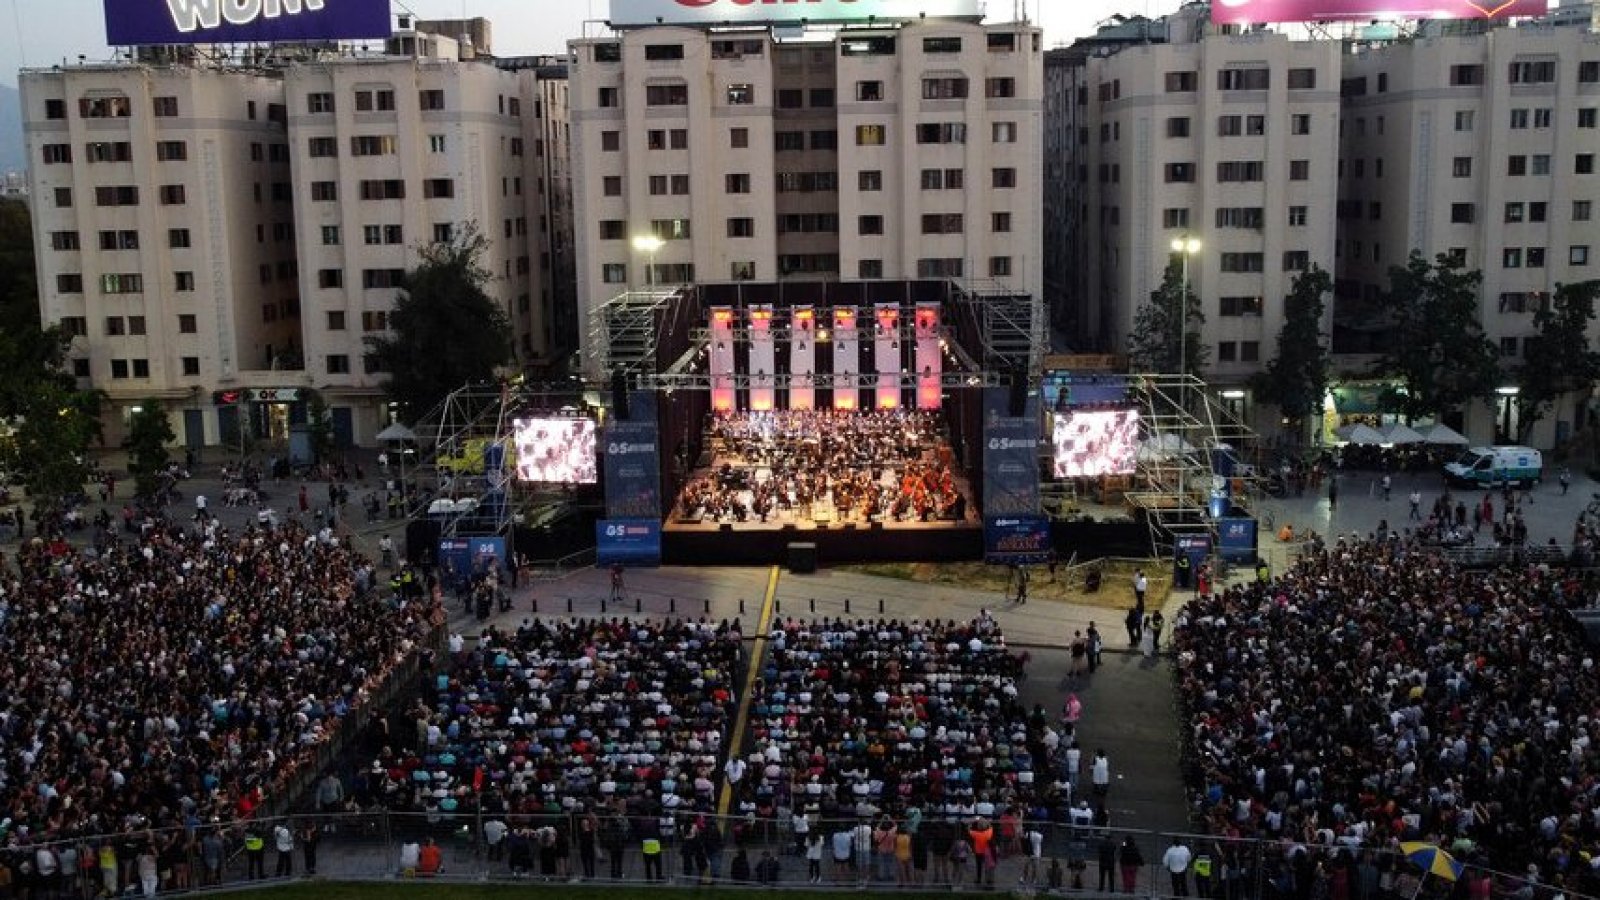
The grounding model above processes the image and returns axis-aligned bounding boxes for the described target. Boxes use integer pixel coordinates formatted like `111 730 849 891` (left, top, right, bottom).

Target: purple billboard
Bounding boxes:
1210 0 1548 23
105 0 392 45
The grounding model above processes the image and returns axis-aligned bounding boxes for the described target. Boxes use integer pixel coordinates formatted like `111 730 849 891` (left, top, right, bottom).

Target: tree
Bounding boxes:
1515 280 1600 442
1373 251 1502 422
365 225 514 424
1127 260 1208 374
305 390 337 464
1252 266 1332 432
0 198 102 511
126 401 176 499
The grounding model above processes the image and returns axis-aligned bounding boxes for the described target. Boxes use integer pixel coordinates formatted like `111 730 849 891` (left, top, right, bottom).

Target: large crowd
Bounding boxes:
1176 536 1600 891
0 516 437 888
676 410 967 525
364 618 743 821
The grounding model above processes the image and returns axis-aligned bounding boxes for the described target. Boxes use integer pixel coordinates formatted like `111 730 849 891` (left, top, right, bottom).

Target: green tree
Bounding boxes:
365 225 514 424
1373 252 1501 422
1252 266 1333 431
0 198 102 511
126 401 176 499
1127 260 1208 374
1515 280 1600 442
305 390 337 464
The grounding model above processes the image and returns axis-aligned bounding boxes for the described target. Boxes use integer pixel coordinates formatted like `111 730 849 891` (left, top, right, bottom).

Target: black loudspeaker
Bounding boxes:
788 542 818 574
1008 371 1028 417
720 523 734 533
611 369 630 421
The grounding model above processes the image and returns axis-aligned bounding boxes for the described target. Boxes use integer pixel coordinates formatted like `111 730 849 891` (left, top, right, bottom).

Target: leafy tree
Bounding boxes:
1373 252 1501 421
126 401 176 499
1252 266 1332 431
1127 260 1208 374
0 198 102 511
1515 280 1600 442
305 390 337 464
365 225 514 424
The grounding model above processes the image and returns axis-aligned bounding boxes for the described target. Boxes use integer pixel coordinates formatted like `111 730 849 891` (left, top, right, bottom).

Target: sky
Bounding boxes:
0 0 1186 86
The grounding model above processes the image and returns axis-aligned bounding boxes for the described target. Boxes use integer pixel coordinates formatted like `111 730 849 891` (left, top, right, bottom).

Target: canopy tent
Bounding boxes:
1380 423 1427 445
1334 423 1387 445
375 423 417 442
1419 422 1470 446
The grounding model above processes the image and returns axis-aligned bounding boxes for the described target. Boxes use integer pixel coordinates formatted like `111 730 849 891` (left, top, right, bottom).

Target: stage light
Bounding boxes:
817 329 831 343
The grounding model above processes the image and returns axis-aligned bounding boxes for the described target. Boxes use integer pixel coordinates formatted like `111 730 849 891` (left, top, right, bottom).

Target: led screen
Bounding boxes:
105 0 392 46
1208 0 1546 24
1052 409 1140 479
513 418 598 484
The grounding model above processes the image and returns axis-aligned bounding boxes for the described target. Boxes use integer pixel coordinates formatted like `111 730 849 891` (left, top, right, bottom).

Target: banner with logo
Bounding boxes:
1207 0 1544 24
597 519 662 567
610 0 983 27
436 536 507 591
1217 518 1258 563
983 515 1052 565
105 0 392 46
983 417 1041 518
604 421 662 520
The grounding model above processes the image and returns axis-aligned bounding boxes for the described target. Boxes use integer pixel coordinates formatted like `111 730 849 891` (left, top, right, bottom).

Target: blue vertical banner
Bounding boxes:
983 417 1042 518
1217 518 1259 562
603 421 662 520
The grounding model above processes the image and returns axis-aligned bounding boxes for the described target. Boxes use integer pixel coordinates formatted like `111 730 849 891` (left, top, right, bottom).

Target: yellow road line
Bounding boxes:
717 565 780 821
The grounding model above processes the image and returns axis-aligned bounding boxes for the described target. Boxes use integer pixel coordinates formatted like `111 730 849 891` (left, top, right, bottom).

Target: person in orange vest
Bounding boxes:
967 818 995 888
417 838 443 877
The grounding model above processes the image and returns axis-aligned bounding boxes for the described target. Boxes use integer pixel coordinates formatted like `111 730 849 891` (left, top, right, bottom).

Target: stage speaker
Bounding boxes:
611 369 630 421
843 523 857 531
871 522 884 531
781 524 797 531
1008 370 1028 417
788 542 818 574
720 523 734 533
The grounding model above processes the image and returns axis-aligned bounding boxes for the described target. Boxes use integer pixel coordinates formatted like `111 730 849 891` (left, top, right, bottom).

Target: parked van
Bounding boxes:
1443 446 1543 488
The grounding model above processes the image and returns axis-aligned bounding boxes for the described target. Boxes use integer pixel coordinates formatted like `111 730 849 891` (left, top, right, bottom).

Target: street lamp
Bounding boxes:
631 235 665 290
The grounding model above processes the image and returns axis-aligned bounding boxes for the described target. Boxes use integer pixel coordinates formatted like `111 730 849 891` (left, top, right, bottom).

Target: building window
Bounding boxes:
1283 251 1310 272
78 96 130 118
423 178 454 198
1218 68 1270 91
856 81 883 101
56 273 83 293
308 137 337 157
645 43 684 60
50 231 80 251
1508 60 1556 84
1289 160 1310 181
307 92 335 113
1576 201 1593 221
725 83 752 105
159 184 186 205
993 212 1012 233
358 180 405 200
419 89 445 110
985 77 1015 99
988 257 1012 278
318 269 343 289
992 168 1016 188
362 311 389 331
1581 108 1597 129
1217 161 1265 182
1453 157 1472 178
602 176 623 197
155 141 187 161
1164 71 1196 92
433 223 454 243
1287 206 1308 227
650 219 692 240
178 314 197 334
326 310 346 331
992 122 1019 144
808 88 834 108
858 215 884 236
1454 110 1475 132
104 316 125 336
350 135 397 156
727 218 754 238
110 360 129 379
1291 114 1311 135
1450 65 1483 86
53 188 72 208
922 77 968 100
855 124 886 146
174 271 195 291
1287 68 1317 90
311 181 337 202
920 213 963 234
730 262 756 281
1451 203 1476 224
1166 117 1190 138
1506 202 1525 223
181 357 200 377
44 98 66 119
859 170 882 191
1163 208 1190 228
1217 342 1236 363
601 131 621 152
320 225 340 246
1220 296 1264 317
1220 253 1264 273
859 259 884 279
725 173 751 194
1573 246 1591 266
922 36 961 53
730 127 748 149
41 144 72 164
1215 208 1264 229
599 220 626 240
1578 154 1596 175
100 274 144 294
98 230 138 251
645 84 688 106
1503 248 1523 268
601 264 627 284
326 355 350 375
1165 163 1195 183
915 123 966 144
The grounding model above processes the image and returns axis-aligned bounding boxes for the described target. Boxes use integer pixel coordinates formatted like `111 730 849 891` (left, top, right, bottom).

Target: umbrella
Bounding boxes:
1419 422 1470 446
1399 842 1463 882
375 423 416 442
1335 423 1386 445
1380 423 1426 445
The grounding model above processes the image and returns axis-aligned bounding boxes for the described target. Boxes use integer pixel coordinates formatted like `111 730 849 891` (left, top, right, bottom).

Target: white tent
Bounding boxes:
1380 423 1427 445
1419 422 1470 446
375 423 416 442
1334 423 1386 445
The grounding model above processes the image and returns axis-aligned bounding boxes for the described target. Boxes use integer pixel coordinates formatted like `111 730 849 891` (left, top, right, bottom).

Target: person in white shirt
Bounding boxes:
1020 827 1045 885
1163 838 1193 897
1091 749 1111 797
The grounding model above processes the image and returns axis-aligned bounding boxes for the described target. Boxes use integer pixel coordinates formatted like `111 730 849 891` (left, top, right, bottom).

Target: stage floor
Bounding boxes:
665 515 973 533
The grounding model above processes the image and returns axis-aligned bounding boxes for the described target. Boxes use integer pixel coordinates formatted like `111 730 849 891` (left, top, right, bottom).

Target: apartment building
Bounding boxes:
567 17 1044 376
21 65 299 446
1063 6 1343 405
21 32 575 448
1335 23 1600 444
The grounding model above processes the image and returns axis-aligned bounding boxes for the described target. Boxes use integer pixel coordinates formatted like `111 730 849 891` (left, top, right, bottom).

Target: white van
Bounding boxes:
1442 446 1543 488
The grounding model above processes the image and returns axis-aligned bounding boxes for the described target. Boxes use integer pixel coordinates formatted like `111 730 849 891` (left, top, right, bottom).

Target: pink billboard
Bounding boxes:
1209 0 1548 23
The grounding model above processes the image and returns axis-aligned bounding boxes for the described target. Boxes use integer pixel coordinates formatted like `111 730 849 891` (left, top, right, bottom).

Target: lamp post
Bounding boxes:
632 234 664 291
1170 236 1202 511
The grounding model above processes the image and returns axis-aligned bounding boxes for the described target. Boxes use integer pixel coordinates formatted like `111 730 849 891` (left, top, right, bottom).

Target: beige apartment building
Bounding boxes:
567 16 1044 377
1335 23 1600 445
1065 7 1343 413
21 65 300 447
21 28 573 449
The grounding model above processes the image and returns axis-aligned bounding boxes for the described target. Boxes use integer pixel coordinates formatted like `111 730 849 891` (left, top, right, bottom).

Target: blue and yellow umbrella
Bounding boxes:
1400 842 1464 882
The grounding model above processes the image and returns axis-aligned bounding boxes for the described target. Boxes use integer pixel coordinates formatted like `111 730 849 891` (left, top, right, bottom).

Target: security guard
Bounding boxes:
642 834 664 882
1175 552 1192 589
1193 850 1214 898
243 828 266 880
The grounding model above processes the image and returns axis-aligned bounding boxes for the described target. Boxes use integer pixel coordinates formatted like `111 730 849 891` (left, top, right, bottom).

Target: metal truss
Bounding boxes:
642 371 1009 391
1121 373 1266 557
952 279 1047 377
587 287 693 376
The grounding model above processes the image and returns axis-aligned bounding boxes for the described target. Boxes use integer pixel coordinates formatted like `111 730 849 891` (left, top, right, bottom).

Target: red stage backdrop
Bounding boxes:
1209 0 1547 23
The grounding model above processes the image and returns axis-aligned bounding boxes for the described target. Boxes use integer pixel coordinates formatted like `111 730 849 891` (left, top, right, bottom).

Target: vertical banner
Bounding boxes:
1218 518 1259 563
749 306 776 412
833 307 859 411
915 304 942 410
604 421 663 519
790 307 815 411
874 304 901 410
983 415 1042 519
710 307 736 413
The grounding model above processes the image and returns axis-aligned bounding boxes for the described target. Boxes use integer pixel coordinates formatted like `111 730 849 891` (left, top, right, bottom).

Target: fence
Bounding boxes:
3 810 1577 900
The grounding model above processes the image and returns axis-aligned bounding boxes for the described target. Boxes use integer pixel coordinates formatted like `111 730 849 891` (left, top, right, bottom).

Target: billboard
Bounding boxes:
983 417 1042 518
597 519 663 567
1217 518 1259 563
106 0 391 46
610 0 983 27
1208 0 1547 24
603 421 663 520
